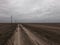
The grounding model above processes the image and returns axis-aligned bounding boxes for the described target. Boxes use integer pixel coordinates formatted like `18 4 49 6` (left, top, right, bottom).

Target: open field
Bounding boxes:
0 23 17 45
22 23 60 27
22 23 60 45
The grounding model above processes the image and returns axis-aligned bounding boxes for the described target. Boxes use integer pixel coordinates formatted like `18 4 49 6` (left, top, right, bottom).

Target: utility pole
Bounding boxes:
11 16 12 24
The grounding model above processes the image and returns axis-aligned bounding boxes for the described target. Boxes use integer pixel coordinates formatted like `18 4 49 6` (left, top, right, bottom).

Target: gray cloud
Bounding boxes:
0 0 60 23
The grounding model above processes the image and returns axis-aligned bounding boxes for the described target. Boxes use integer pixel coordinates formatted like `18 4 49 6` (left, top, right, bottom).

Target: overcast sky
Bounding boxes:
0 0 60 23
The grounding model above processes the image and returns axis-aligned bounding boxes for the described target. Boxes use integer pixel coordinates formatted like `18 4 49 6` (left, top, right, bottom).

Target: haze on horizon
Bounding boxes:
0 0 60 23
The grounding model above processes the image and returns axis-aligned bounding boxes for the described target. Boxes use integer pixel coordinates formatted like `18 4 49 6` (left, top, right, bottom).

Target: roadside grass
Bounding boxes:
0 23 17 45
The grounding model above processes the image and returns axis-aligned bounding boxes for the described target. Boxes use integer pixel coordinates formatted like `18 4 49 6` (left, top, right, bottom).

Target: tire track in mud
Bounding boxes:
20 24 48 45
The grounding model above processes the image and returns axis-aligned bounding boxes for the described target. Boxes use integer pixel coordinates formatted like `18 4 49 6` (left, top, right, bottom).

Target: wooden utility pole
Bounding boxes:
11 16 12 24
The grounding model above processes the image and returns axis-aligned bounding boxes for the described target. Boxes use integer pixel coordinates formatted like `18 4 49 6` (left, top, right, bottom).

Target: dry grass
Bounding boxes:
0 23 17 45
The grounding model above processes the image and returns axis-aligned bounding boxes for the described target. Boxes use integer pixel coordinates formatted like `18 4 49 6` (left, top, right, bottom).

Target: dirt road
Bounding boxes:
6 24 34 45
5 24 60 45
